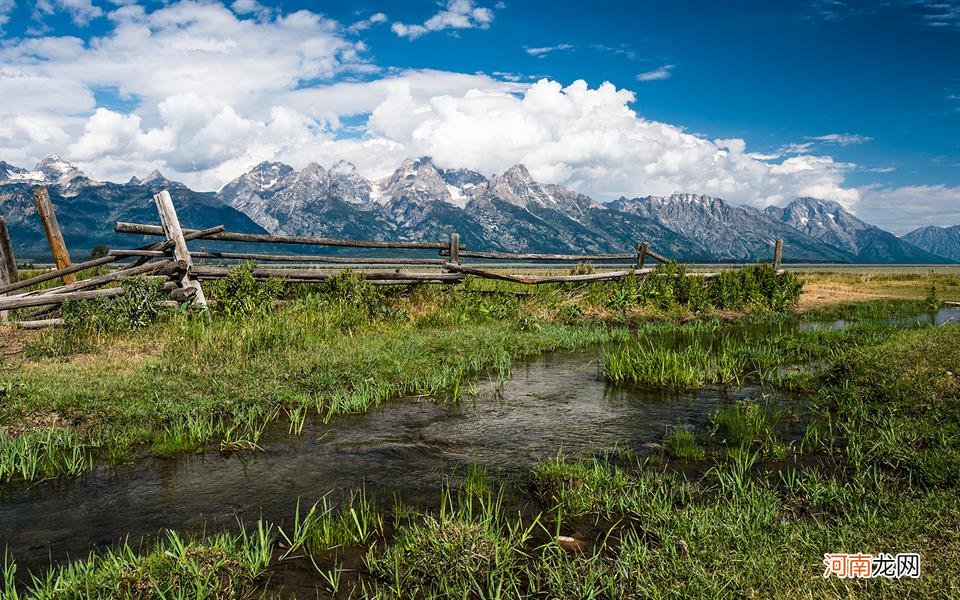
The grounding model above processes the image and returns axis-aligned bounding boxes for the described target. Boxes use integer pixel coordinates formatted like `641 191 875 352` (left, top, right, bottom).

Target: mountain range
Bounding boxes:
0 156 264 259
903 225 960 262
0 155 954 264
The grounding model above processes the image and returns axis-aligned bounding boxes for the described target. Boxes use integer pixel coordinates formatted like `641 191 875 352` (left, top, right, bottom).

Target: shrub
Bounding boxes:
709 264 802 311
570 261 595 275
90 244 109 260
925 281 940 310
208 263 284 318
317 270 395 318
605 263 801 312
61 276 167 334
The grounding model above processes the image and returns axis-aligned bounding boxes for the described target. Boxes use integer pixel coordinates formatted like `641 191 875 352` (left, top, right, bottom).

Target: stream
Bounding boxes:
0 347 767 576
4 306 957 578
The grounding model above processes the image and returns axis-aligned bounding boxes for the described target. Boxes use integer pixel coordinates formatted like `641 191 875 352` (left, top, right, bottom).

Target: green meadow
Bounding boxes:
2 265 959 598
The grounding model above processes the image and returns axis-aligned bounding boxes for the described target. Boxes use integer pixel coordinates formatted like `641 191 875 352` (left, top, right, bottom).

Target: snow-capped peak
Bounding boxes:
35 155 85 183
0 155 98 194
244 161 294 191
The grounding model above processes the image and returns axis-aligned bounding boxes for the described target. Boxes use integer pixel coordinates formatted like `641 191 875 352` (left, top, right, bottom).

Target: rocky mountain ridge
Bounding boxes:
903 225 960 262
765 197 947 264
0 157 265 259
0 155 952 264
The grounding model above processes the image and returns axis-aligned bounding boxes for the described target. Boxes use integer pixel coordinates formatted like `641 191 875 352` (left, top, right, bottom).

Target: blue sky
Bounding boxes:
1 0 958 232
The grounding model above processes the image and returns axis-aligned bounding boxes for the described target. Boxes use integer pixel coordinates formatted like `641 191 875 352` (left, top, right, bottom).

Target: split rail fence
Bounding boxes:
0 186 785 328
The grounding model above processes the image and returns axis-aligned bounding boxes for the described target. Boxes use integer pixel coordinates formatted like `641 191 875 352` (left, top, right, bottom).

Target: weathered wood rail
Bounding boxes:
0 185 785 326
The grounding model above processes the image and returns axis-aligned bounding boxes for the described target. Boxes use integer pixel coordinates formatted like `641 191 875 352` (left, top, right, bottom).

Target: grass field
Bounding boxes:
2 266 959 598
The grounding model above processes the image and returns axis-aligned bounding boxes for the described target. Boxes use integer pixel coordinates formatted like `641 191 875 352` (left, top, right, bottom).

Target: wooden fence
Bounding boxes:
0 186 784 327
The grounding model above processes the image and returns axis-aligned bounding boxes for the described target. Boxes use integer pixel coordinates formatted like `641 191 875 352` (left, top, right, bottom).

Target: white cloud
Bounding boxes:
0 0 14 30
350 79 858 208
34 0 103 26
636 65 674 81
780 142 815 155
808 133 872 145
524 43 573 57
0 1 886 219
391 0 497 40
348 11 387 33
230 0 272 20
854 184 960 234
920 1 960 30
2 3 371 107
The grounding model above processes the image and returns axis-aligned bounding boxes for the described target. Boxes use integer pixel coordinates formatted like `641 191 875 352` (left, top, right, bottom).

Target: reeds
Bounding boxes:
601 335 786 389
0 428 91 482
662 424 705 460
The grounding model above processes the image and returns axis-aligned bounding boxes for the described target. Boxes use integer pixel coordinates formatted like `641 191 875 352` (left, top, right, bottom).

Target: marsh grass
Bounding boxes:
364 482 539 598
16 528 267 599
662 424 705 460
0 275 628 481
602 319 906 390
711 399 780 448
602 336 787 388
7 302 960 597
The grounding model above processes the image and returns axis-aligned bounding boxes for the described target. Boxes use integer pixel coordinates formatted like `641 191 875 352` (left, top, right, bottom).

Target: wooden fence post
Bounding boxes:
154 190 207 308
773 238 783 271
449 232 460 265
636 242 649 269
32 186 76 284
0 217 17 322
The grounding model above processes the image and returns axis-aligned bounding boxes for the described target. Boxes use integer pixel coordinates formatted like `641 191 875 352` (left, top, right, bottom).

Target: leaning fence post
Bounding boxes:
448 232 460 265
635 242 649 269
154 190 207 308
0 217 17 322
773 238 783 271
32 186 76 284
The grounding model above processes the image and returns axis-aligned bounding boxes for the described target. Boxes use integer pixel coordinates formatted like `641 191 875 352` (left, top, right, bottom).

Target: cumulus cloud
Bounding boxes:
2 2 371 109
392 0 496 40
230 0 272 20
524 43 573 57
0 1 864 211
854 184 960 234
354 79 857 207
636 65 674 81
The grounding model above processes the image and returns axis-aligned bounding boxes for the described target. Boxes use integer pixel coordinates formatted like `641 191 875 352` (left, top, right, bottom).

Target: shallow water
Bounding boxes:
0 347 770 576
799 305 960 331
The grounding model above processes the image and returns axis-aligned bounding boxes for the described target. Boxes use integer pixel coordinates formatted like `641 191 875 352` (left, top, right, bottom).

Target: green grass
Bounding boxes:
0 304 623 481
0 264 808 482
800 298 944 322
6 528 270 599
6 269 960 596
6 321 960 598
711 399 780 448
662 424 706 460
602 336 787 388
601 319 908 390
